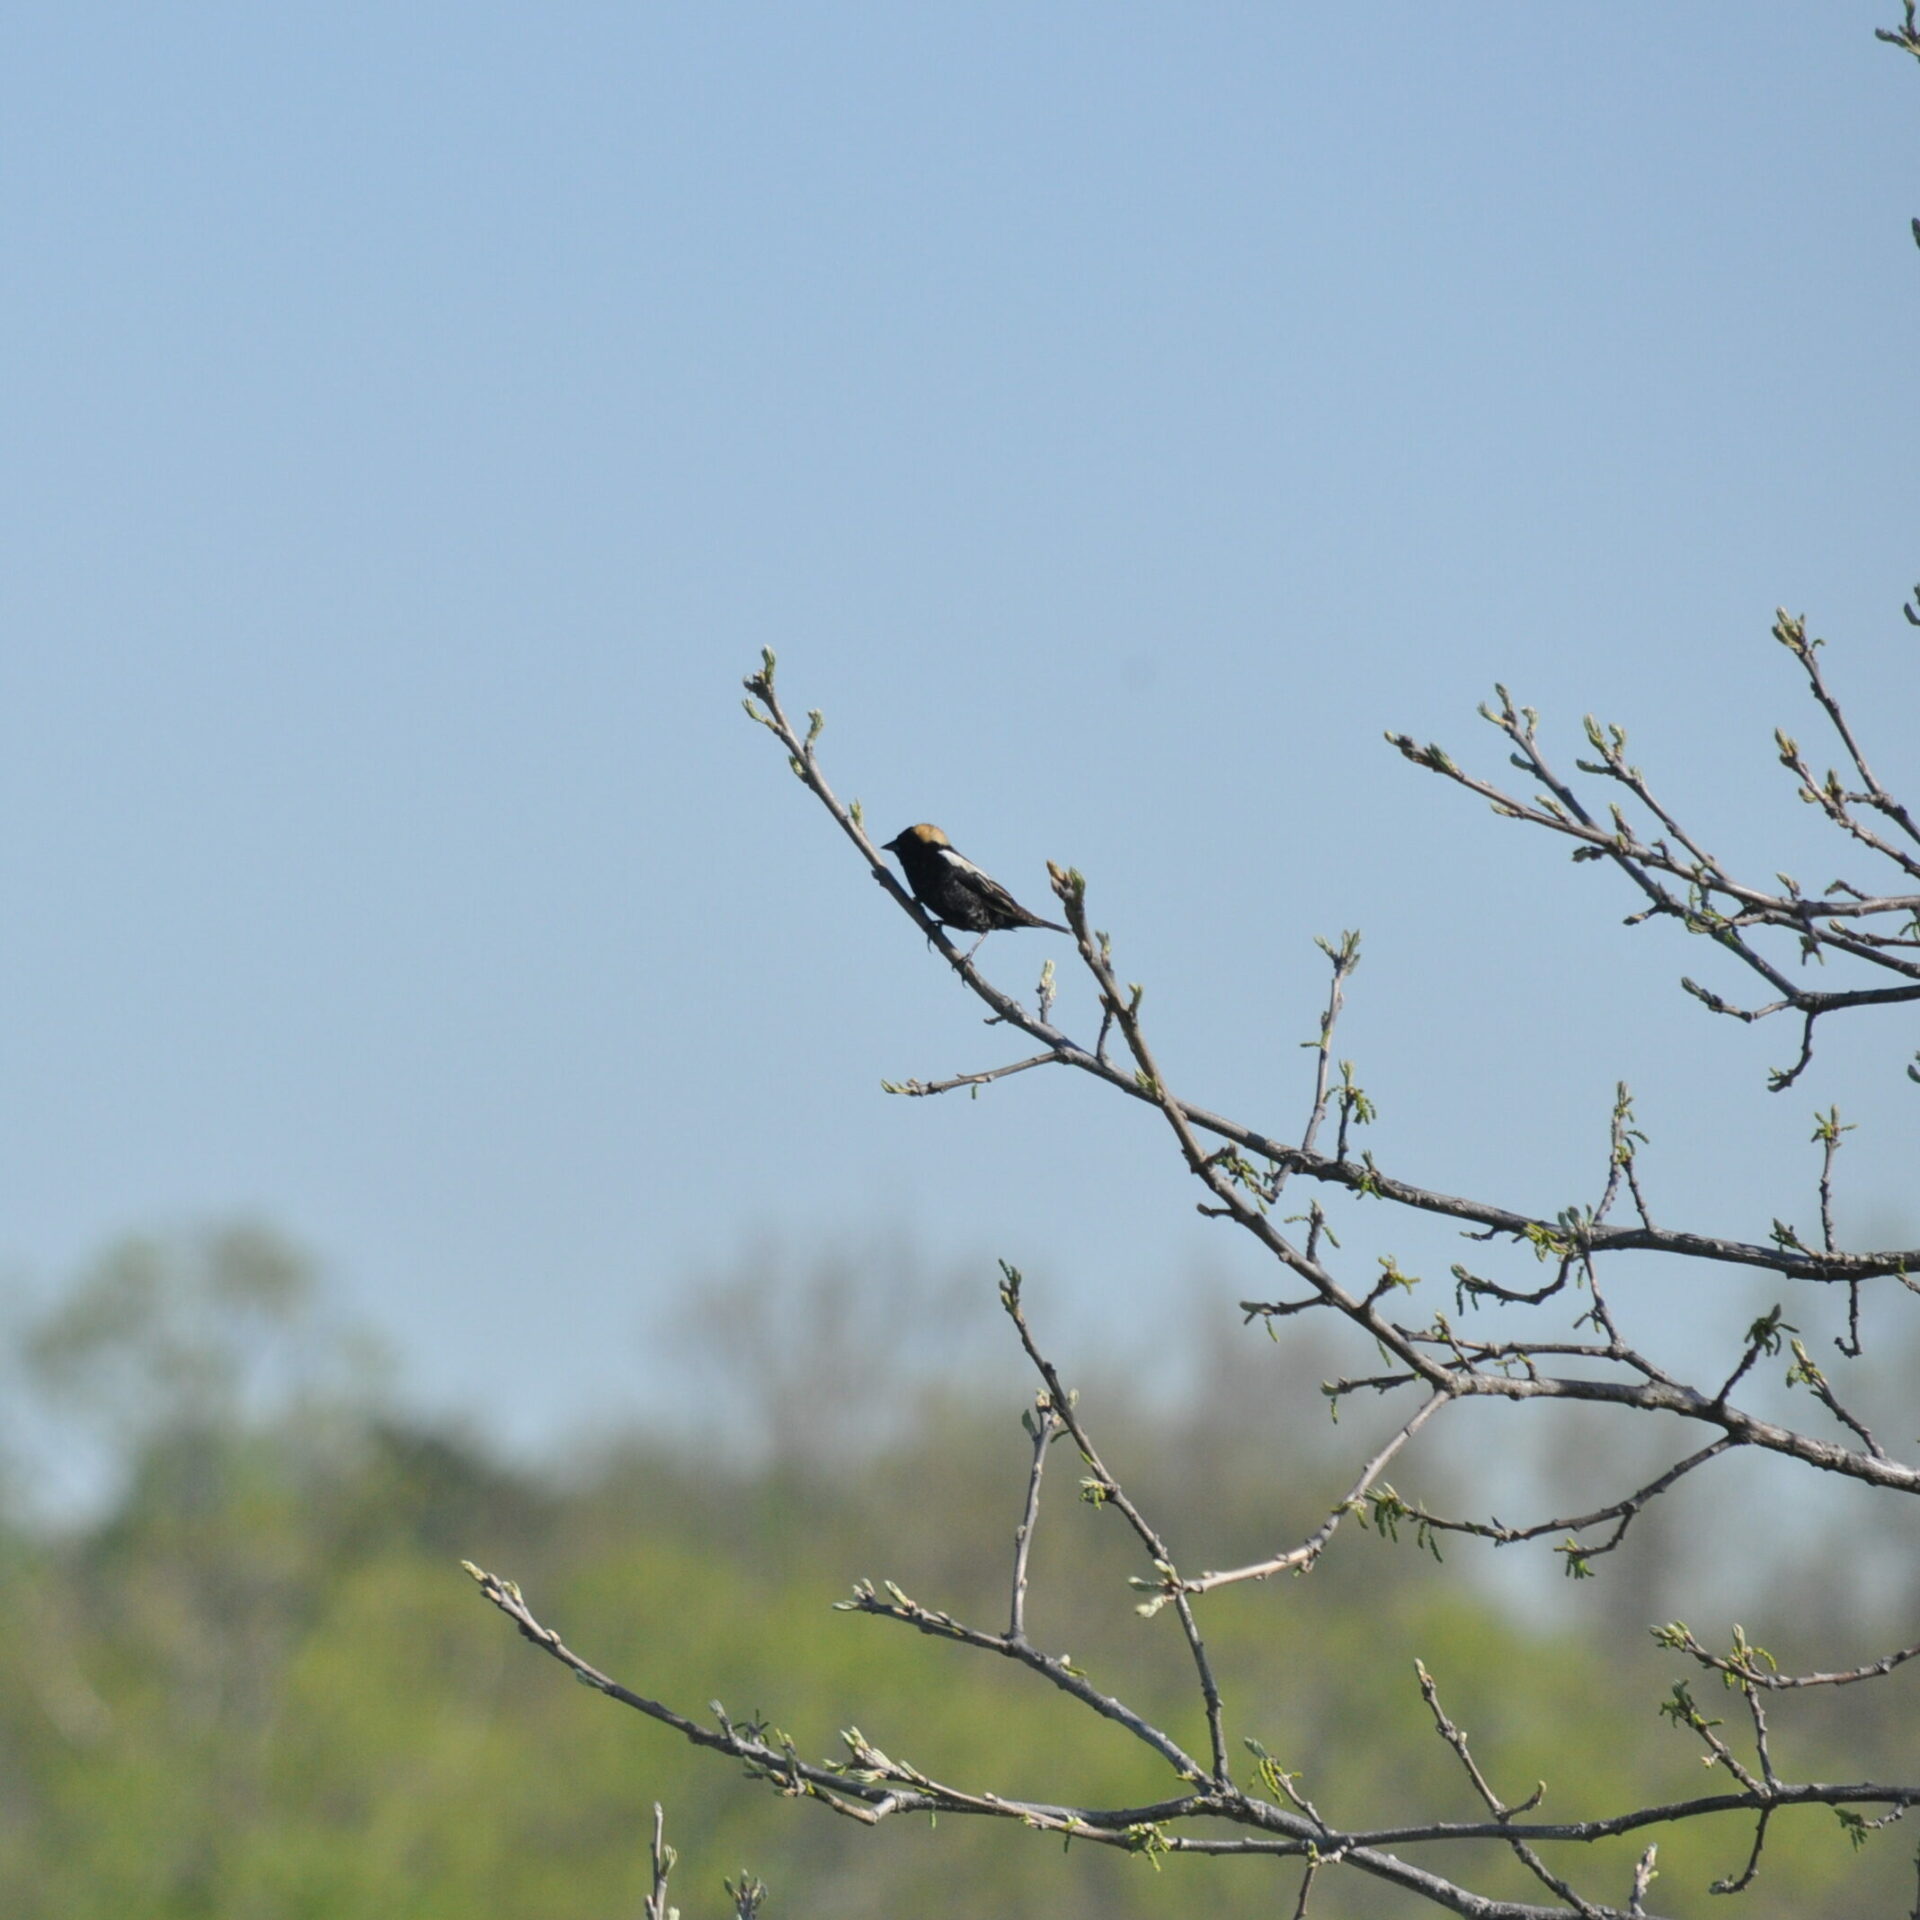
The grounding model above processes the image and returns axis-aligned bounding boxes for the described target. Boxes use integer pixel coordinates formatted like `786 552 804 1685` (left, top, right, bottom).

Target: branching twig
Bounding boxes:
1654 1621 1920 1692
645 1803 677 1920
1416 1662 1595 1918
995 1265 1231 1785
1180 1392 1451 1595
1008 1396 1059 1643
1388 611 1920 1089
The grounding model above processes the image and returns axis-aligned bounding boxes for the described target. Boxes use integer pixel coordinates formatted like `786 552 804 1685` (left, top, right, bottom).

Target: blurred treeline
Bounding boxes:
1 1226 1913 1918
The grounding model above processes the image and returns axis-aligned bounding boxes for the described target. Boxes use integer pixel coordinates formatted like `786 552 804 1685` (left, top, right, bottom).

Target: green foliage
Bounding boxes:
1 1233 1915 1917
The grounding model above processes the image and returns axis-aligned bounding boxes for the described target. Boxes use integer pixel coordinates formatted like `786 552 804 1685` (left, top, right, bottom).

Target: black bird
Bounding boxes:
882 823 1069 955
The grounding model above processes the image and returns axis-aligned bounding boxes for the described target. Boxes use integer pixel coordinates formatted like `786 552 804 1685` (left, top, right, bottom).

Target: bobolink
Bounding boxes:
882 823 1069 954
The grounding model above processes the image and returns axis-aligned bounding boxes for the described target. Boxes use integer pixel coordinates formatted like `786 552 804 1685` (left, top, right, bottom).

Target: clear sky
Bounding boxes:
4 4 1917 1461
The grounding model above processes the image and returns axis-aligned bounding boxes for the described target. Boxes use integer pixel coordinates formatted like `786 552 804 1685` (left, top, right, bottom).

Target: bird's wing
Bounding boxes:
937 845 1017 906
935 844 997 884
938 845 1061 929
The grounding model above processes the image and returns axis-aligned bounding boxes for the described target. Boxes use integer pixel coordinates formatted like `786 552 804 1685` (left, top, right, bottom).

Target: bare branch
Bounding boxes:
1417 1662 1597 1918
1654 1621 1920 1691
645 1803 677 1920
1009 1397 1059 1641
996 1265 1232 1784
1180 1392 1451 1594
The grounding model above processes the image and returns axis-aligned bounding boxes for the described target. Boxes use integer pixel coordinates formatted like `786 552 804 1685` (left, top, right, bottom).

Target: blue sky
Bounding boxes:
4 4 1917 1460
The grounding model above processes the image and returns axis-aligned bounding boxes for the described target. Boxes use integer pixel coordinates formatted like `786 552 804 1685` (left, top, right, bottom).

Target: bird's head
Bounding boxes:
883 823 950 854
